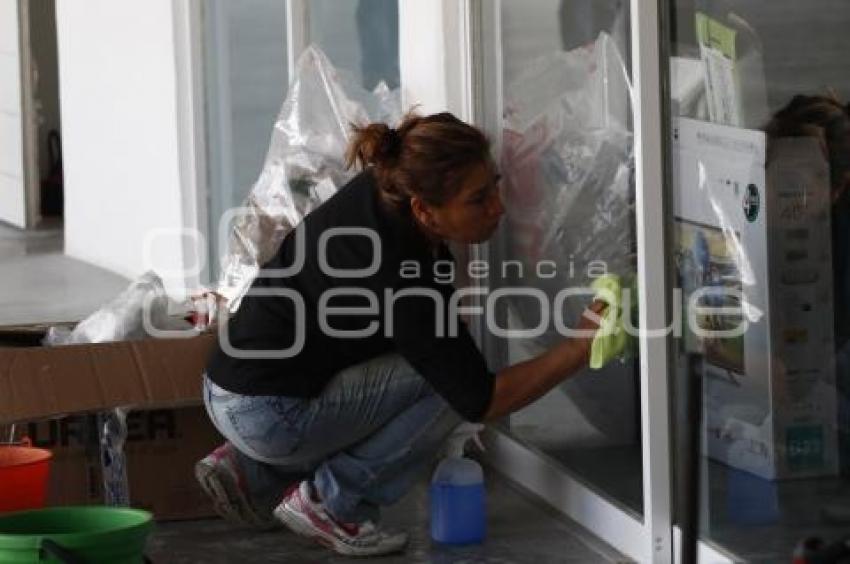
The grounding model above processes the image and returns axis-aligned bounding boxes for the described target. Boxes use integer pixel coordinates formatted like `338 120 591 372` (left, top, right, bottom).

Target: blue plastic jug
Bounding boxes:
430 426 486 544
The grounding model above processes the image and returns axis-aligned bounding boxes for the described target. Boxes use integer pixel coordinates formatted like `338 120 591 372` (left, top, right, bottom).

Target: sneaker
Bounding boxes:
273 481 408 557
195 442 277 530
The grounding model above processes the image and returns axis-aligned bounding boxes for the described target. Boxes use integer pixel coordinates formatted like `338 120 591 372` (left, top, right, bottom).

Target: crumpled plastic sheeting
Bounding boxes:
495 33 637 445
216 46 402 312
498 32 636 340
44 271 182 345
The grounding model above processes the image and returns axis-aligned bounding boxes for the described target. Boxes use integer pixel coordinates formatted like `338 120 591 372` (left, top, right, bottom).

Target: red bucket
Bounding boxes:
0 440 52 513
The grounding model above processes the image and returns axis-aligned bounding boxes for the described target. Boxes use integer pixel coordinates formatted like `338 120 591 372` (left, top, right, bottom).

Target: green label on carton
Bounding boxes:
787 425 824 471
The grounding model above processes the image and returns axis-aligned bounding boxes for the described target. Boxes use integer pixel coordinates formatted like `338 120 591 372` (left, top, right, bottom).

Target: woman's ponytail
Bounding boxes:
346 123 404 170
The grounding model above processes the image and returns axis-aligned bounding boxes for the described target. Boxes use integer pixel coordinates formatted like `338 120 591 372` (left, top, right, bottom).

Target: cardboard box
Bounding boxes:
2 407 223 520
673 118 838 480
0 326 216 425
0 326 221 519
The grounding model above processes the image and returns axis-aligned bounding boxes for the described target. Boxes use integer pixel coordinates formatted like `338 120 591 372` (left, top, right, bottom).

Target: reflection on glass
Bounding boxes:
203 0 288 281
675 221 745 375
309 0 400 91
489 0 642 514
667 1 850 559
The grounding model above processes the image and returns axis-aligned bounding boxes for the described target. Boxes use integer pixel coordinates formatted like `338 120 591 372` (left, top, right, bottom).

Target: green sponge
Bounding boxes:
588 274 631 369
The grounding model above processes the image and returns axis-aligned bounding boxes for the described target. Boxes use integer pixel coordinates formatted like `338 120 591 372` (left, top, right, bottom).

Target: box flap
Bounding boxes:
0 333 216 425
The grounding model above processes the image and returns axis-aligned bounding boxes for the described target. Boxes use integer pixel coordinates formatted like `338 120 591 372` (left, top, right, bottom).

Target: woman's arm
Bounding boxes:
481 301 606 421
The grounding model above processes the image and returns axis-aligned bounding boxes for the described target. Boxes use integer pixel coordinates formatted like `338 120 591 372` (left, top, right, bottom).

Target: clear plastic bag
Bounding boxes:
44 271 177 346
215 46 402 312
498 32 635 341
494 32 637 444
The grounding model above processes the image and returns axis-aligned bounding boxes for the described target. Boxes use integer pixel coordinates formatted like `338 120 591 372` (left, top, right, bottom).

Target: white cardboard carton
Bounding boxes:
672 117 838 480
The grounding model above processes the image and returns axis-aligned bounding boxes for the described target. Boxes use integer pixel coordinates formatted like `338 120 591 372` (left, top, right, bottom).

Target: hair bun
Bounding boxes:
377 128 403 163
346 123 404 170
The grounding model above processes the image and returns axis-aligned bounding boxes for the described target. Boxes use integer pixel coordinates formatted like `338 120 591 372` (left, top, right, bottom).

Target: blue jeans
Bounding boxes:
202 353 462 523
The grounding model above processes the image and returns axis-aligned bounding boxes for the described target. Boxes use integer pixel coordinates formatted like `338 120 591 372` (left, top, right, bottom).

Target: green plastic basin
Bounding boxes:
0 506 152 563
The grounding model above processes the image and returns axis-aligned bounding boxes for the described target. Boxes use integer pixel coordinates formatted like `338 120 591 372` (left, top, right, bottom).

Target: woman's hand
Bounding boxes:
579 299 608 329
482 298 611 421
576 299 609 363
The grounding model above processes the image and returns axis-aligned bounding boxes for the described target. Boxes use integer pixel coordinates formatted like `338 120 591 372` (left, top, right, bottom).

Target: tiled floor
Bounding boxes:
0 221 128 325
147 473 630 563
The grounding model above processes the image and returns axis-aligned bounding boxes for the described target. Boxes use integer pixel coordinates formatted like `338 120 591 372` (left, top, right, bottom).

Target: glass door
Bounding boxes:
663 0 850 560
472 1 676 560
202 0 289 281
307 0 400 92
492 0 643 514
202 0 401 283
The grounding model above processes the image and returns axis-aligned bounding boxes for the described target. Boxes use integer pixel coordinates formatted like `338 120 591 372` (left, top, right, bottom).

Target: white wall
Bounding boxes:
55 0 194 296
0 0 27 228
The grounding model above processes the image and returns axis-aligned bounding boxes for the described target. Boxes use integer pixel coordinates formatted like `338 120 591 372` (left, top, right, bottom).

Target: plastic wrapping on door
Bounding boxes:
216 46 401 311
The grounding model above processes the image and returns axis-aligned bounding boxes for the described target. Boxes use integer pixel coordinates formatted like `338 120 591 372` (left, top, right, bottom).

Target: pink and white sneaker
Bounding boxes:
273 481 408 557
195 442 277 530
